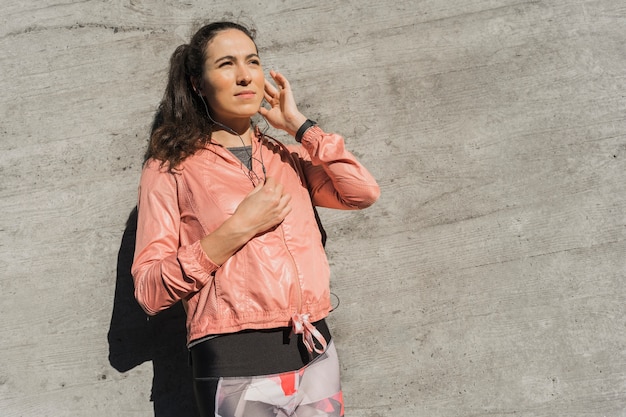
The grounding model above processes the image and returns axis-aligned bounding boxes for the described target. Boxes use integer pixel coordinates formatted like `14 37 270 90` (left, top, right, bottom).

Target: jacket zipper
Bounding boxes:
219 140 303 314
279 221 303 315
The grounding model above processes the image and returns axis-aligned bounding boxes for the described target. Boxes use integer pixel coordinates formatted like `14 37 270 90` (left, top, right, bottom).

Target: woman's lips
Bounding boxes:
235 90 256 98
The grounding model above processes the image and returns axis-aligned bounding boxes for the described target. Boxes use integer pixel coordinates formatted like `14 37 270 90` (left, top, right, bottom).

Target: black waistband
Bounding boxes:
190 319 331 378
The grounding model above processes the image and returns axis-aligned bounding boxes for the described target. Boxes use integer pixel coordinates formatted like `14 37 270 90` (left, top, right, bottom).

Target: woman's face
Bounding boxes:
200 29 265 126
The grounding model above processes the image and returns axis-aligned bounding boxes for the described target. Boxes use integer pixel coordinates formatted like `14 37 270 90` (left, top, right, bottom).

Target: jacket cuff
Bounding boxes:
299 125 324 145
178 240 220 287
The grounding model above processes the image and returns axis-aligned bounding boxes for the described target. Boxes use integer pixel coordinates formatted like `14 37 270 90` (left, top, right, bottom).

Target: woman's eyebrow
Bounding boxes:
214 53 260 64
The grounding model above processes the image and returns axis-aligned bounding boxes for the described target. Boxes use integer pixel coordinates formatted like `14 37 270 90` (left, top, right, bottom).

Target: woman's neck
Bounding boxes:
211 125 253 148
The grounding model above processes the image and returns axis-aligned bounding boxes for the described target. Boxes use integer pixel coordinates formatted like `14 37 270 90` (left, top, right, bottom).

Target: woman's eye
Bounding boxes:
219 61 233 67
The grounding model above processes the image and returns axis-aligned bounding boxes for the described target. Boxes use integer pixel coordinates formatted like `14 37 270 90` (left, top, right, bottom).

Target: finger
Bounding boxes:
248 179 264 195
275 193 292 218
264 178 285 199
263 176 276 189
280 199 293 219
264 78 279 96
270 70 288 89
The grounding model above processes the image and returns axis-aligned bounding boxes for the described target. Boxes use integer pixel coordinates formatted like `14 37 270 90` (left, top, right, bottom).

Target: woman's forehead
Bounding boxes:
205 29 258 59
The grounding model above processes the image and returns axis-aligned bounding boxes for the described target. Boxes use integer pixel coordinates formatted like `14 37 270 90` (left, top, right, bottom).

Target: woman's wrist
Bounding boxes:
286 114 308 138
200 215 255 266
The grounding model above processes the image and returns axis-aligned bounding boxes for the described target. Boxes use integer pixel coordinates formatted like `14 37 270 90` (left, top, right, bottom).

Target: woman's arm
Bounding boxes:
259 70 380 210
198 176 292 264
295 126 380 209
132 161 217 315
132 162 292 315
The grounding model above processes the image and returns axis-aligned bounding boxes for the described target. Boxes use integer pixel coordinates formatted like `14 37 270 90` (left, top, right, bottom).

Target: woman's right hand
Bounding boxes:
200 177 291 266
233 177 292 236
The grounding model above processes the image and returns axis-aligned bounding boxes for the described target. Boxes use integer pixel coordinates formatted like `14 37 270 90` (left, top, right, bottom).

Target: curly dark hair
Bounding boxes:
146 21 257 170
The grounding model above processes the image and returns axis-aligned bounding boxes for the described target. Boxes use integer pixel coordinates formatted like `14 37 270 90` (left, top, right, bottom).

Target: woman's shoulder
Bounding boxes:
142 157 183 175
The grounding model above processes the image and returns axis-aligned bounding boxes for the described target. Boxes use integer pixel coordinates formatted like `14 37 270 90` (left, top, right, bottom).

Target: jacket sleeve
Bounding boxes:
295 125 380 209
131 160 219 316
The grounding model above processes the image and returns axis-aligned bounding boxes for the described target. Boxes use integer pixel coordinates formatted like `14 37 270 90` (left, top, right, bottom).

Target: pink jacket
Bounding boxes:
131 126 380 343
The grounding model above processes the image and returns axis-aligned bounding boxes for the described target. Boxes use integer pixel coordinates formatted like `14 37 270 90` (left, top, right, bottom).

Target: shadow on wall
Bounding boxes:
107 207 199 417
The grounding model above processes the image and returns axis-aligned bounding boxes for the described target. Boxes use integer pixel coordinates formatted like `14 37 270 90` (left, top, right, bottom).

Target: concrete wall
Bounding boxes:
1 1 624 416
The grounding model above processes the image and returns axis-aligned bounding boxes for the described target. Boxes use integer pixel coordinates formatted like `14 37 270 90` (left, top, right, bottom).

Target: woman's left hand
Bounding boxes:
258 70 307 137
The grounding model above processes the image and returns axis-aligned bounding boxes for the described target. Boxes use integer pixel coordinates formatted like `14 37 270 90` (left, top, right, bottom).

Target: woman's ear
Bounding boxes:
191 77 202 96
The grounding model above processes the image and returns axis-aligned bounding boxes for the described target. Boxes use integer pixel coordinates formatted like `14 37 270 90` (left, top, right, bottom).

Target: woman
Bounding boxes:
132 21 380 416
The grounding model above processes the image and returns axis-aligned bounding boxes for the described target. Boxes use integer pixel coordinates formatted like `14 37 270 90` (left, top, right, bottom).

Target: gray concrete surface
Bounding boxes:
1 1 625 416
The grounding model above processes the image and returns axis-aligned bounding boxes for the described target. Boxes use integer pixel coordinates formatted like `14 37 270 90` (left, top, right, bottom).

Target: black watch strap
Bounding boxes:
295 119 317 143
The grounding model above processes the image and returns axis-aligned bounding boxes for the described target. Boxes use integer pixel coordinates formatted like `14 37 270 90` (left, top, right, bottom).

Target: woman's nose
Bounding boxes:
237 64 252 85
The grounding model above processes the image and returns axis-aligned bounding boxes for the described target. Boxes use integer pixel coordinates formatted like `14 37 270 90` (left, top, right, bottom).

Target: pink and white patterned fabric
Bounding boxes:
214 341 344 416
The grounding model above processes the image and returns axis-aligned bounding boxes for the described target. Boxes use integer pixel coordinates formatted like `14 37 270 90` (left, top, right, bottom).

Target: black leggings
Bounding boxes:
190 320 331 416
